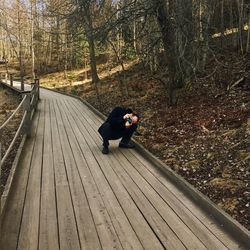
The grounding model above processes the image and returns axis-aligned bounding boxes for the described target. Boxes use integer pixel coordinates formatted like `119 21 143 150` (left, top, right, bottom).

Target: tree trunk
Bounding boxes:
154 0 194 106
116 3 122 59
246 13 250 52
107 38 129 97
17 0 24 78
87 34 100 83
238 0 244 53
220 0 224 48
199 0 211 72
84 47 88 80
180 0 194 78
56 16 60 70
82 4 100 84
85 23 100 104
30 0 35 80
155 0 179 106
64 41 68 81
0 27 4 60
133 18 137 54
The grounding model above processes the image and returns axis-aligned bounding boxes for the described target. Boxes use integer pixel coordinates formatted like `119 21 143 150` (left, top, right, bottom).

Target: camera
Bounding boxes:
127 117 132 124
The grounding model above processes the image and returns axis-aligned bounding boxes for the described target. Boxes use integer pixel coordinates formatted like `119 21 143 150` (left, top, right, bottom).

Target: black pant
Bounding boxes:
98 122 137 147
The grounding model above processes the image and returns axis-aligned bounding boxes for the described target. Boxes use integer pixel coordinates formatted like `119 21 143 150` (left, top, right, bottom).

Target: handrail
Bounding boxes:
0 95 27 131
0 74 39 235
0 73 33 92
0 79 40 168
0 111 27 166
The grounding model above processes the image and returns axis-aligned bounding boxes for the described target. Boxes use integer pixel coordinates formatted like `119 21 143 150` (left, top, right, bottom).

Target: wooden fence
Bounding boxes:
0 79 40 187
0 73 36 92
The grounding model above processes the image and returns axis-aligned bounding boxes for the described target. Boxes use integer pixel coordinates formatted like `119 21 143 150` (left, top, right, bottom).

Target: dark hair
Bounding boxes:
125 108 133 114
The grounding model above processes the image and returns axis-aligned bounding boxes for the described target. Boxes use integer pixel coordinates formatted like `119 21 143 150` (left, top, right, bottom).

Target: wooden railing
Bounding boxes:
0 73 34 92
0 79 40 175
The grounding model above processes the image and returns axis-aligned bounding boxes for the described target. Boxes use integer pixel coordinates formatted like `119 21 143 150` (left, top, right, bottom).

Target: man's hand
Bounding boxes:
125 121 132 128
123 113 133 128
123 113 133 120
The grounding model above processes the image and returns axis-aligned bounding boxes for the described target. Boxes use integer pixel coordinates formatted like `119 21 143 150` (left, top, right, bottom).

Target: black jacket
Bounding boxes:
99 107 133 134
106 107 132 130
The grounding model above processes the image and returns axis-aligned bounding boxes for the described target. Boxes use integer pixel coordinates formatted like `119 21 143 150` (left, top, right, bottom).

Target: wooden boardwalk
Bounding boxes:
0 88 248 250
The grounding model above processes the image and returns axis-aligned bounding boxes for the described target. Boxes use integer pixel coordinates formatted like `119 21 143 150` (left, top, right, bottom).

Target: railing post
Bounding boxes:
21 76 24 91
22 94 31 137
35 78 40 100
10 74 13 87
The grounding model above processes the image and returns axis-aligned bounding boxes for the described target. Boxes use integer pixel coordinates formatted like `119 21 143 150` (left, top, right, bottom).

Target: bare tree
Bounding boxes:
29 0 36 80
75 0 101 83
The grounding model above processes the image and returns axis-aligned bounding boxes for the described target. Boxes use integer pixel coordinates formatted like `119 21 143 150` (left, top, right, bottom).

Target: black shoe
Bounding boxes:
119 142 135 149
102 146 109 154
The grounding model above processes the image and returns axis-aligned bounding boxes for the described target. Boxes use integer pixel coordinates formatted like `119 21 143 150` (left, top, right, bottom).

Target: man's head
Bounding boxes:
131 114 139 124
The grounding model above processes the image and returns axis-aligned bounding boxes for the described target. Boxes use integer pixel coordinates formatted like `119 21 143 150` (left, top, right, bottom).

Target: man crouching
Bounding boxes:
98 107 139 154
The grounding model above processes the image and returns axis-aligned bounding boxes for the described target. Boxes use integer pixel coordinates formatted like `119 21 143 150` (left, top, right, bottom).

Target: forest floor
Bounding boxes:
41 50 250 230
0 87 22 195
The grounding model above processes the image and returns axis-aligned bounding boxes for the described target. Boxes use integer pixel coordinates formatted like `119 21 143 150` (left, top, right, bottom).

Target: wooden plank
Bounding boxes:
113 150 227 249
17 100 46 250
0 106 41 250
49 100 81 250
130 150 245 250
38 100 59 250
63 98 186 249
121 149 228 249
57 98 144 250
74 98 244 249
52 100 102 250
111 152 209 249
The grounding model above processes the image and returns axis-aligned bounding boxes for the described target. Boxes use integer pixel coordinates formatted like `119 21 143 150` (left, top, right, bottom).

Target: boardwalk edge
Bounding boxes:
0 80 29 218
40 86 250 248
1 134 27 217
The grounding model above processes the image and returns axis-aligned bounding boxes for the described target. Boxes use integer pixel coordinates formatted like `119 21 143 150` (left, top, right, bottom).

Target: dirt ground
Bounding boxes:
0 87 22 195
51 50 250 230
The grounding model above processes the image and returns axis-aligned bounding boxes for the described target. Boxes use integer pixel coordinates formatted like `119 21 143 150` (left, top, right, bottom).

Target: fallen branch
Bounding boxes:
201 125 210 134
227 77 245 91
